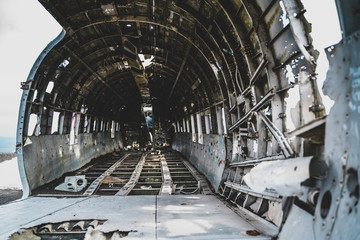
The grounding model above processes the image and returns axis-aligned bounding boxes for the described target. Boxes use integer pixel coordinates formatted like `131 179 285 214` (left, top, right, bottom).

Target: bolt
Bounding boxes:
278 113 286 118
332 178 337 185
322 222 326 229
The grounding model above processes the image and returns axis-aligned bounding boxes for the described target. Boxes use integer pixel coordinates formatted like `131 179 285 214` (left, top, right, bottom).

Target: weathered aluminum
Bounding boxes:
10 0 359 238
314 30 360 240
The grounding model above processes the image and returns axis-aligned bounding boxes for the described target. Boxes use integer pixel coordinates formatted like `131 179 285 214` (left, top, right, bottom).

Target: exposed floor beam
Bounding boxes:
182 159 212 194
115 154 147 196
83 154 131 196
159 154 173 195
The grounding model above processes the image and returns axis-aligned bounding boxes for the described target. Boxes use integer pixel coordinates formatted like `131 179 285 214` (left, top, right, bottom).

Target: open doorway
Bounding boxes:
143 105 153 144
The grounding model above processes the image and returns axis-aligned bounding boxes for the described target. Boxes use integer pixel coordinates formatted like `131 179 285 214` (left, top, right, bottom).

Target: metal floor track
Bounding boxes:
32 149 211 197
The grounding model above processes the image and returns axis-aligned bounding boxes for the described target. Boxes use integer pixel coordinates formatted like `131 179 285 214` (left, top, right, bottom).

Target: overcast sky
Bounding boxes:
0 0 341 138
0 0 62 137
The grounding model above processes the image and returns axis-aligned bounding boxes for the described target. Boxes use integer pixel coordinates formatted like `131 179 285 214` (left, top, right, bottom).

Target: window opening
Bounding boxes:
51 111 60 134
196 113 203 144
222 107 228 135
59 112 65 135
45 82 54 93
208 113 213 133
111 120 115 138
204 114 210 134
27 114 38 136
93 119 97 132
190 114 196 142
138 54 155 68
186 118 190 133
177 121 181 132
83 115 89 133
100 120 104 132
70 112 79 145
182 118 187 132
216 106 223 135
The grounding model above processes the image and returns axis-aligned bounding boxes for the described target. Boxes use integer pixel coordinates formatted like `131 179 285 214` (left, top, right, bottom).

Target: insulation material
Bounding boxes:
243 156 313 196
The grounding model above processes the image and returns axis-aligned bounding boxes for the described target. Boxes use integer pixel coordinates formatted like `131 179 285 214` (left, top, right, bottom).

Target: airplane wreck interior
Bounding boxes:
1 0 360 239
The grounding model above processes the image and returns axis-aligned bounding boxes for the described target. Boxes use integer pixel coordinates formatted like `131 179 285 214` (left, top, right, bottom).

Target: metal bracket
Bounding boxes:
55 175 87 192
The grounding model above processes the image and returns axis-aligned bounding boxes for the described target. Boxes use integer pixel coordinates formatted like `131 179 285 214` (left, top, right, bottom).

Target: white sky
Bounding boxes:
0 0 341 138
301 0 342 112
0 0 62 137
0 156 22 189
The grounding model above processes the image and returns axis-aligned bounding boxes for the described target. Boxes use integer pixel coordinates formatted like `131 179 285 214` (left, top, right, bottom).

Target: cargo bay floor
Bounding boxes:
1 150 277 239
0 194 274 239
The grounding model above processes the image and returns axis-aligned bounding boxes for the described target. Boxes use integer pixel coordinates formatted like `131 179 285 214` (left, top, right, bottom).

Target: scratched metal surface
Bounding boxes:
172 133 226 191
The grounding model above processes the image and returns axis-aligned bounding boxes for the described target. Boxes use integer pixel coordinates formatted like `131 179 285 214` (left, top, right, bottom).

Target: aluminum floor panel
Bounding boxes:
1 195 271 239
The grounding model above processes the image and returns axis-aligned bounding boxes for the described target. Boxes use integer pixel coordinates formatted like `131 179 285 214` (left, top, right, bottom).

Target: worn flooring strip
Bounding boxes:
182 159 212 194
159 155 173 195
83 153 131 195
115 154 147 196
